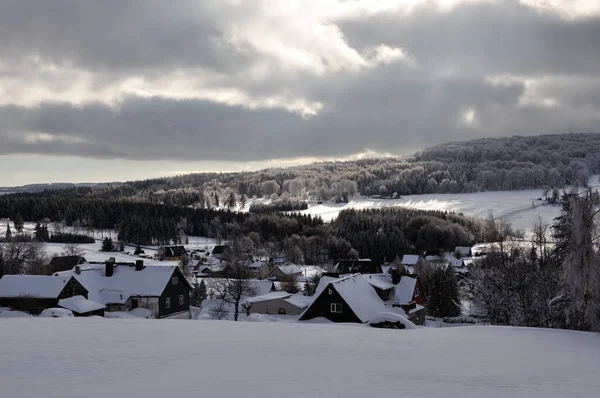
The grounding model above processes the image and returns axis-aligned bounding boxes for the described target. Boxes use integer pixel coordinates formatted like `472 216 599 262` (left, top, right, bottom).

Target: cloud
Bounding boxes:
0 0 599 172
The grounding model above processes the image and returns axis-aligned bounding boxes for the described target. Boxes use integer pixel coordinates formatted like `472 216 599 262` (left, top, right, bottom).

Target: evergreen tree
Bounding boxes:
190 279 207 307
14 212 24 233
0 249 5 277
101 237 113 252
425 266 461 318
5 223 11 240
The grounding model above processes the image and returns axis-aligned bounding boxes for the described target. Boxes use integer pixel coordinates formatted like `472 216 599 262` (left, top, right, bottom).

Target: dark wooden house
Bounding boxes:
158 245 187 261
0 275 88 315
55 261 192 319
299 274 390 323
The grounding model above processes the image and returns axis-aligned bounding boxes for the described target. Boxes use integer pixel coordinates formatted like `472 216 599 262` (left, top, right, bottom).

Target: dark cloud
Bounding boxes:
0 0 599 166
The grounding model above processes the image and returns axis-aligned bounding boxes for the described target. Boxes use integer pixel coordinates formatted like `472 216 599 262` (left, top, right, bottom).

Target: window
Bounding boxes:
165 298 171 308
278 308 286 315
330 303 342 313
172 276 178 285
328 288 333 295
131 298 139 309
414 287 420 297
179 294 184 305
416 311 421 321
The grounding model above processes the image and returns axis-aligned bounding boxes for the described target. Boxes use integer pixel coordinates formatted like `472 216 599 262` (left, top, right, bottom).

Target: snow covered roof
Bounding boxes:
394 276 417 305
362 274 394 290
313 276 338 298
245 291 291 304
283 293 312 309
247 261 265 269
55 264 182 304
401 255 420 265
0 275 74 298
249 279 275 296
272 264 303 275
329 274 390 323
58 295 105 313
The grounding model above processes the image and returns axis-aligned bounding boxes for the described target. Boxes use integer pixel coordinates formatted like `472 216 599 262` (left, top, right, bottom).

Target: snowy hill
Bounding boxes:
0 319 598 398
294 175 599 231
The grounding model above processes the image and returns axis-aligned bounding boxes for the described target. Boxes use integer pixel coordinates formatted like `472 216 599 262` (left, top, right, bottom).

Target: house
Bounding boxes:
328 258 382 276
389 275 426 325
158 245 187 261
55 260 191 319
246 260 266 278
243 291 310 316
211 245 230 260
58 295 105 317
362 273 426 325
454 246 472 257
49 255 87 274
400 254 422 273
268 264 303 281
0 275 88 315
299 274 392 323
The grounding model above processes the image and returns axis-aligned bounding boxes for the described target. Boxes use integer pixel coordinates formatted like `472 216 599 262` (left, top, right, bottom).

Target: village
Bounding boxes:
0 238 479 328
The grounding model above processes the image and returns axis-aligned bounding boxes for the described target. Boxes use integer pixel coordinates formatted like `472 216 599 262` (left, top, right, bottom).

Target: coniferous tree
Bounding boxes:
14 212 24 233
5 223 11 240
424 266 461 318
101 237 113 252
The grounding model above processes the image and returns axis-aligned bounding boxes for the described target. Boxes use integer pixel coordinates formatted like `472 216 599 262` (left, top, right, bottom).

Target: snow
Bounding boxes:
401 254 420 265
244 291 291 304
0 310 32 318
363 273 395 290
368 312 417 329
0 275 73 298
394 276 418 305
293 175 600 230
283 293 312 308
128 308 154 318
272 264 303 275
57 295 105 314
0 319 599 398
39 308 74 318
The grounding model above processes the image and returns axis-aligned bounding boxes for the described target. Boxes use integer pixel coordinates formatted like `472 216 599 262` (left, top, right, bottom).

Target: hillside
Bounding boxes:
0 318 598 398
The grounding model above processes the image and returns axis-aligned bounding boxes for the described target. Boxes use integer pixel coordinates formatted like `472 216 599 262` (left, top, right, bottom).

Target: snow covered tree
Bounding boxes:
558 191 600 331
190 279 207 308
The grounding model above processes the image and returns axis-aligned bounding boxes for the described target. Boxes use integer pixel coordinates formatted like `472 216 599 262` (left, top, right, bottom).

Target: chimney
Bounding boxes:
391 269 401 285
135 260 144 271
105 260 114 277
75 265 81 275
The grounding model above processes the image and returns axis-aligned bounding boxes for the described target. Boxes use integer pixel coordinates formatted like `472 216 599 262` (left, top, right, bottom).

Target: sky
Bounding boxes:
1 0 599 186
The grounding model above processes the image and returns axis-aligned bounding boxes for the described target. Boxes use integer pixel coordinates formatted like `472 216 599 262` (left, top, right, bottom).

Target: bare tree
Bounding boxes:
208 300 230 320
1 241 49 275
62 243 85 258
210 242 257 321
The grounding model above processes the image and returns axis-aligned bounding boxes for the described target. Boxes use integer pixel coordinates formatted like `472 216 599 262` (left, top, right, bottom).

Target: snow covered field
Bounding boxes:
295 175 600 231
0 319 598 398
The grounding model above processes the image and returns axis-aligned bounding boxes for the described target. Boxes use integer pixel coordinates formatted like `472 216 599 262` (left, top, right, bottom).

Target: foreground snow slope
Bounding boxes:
1 319 598 398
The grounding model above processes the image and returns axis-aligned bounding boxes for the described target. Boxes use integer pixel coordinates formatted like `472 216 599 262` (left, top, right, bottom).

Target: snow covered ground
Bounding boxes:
0 319 598 398
295 175 600 231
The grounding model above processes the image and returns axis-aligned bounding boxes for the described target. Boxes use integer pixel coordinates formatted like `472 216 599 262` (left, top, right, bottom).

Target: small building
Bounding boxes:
58 295 105 317
55 261 191 319
389 275 426 325
454 246 472 258
49 255 87 274
268 264 303 281
0 275 88 315
244 291 310 316
158 245 187 261
211 245 230 260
